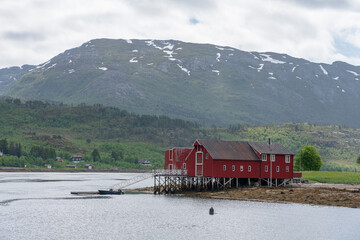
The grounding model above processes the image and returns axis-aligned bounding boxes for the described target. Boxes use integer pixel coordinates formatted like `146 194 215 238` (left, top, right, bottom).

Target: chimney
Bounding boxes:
268 138 271 145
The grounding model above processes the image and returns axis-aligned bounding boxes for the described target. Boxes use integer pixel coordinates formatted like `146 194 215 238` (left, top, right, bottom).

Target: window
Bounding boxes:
232 165 235 171
248 166 251 172
271 154 275 162
183 163 186 169
262 154 267 161
276 166 280 172
286 166 289 172
265 165 268 172
240 165 243 172
223 165 226 171
285 155 290 163
169 149 173 161
206 153 209 159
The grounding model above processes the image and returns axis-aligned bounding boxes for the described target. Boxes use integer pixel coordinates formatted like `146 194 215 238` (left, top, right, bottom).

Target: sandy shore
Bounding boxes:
134 183 360 208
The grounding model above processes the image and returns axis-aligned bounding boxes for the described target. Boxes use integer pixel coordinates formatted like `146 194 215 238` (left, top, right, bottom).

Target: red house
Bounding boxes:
165 139 298 186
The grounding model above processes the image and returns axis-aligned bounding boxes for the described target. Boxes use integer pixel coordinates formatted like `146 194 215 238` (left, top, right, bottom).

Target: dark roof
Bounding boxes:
248 142 293 155
197 139 260 161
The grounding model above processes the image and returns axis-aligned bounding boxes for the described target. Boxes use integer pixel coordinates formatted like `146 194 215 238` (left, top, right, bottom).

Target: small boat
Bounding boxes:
98 189 124 195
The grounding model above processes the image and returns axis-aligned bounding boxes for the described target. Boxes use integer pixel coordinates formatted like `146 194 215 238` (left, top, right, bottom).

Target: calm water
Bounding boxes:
0 172 359 240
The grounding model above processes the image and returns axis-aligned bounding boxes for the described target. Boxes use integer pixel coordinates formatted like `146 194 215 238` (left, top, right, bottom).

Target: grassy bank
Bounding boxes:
302 171 360 184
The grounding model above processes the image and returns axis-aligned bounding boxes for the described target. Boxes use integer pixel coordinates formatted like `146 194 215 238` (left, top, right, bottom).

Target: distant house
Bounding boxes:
85 164 93 170
56 157 63 162
139 160 152 166
0 151 3 157
70 155 83 163
44 164 52 169
66 165 77 169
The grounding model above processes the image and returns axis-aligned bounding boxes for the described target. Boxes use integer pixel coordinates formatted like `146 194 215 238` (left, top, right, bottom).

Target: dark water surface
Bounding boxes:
0 172 359 240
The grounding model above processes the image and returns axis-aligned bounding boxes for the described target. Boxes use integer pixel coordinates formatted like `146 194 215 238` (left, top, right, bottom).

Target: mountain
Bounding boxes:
0 65 35 94
2 39 360 127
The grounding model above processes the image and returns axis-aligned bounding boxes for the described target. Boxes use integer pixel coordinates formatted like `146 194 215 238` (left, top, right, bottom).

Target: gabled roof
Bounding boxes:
196 139 260 161
248 142 293 155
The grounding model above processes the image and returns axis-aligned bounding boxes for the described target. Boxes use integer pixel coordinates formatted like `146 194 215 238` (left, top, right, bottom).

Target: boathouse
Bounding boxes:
157 139 298 193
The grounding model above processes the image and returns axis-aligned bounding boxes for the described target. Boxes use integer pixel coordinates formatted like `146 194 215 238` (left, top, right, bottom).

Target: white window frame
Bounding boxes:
262 154 267 161
285 155 290 163
240 165 243 172
248 166 251 172
276 166 280 172
271 154 275 162
232 165 235 171
223 165 226 171
286 166 289 172
265 165 268 172
183 163 186 169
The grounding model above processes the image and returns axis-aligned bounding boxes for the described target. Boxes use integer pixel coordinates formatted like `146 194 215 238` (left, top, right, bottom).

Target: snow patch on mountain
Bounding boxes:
98 67 107 71
212 70 220 76
69 59 72 63
296 76 302 80
177 64 190 76
257 64 264 72
259 54 286 64
319 65 328 75
216 46 234 51
249 52 259 60
68 69 75 74
126 39 132 44
333 76 339 80
129 57 138 63
45 63 56 71
346 70 359 76
268 76 276 80
36 60 51 69
216 53 221 62
132 50 138 53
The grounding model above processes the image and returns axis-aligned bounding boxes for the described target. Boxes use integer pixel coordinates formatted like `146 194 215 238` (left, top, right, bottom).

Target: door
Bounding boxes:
195 152 203 176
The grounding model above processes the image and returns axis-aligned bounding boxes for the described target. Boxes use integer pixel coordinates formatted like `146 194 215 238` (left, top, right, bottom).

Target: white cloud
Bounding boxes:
1 0 360 68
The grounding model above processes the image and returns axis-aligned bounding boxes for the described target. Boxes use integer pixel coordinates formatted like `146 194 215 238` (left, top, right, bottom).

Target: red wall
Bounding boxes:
212 160 261 178
164 148 192 170
258 154 293 179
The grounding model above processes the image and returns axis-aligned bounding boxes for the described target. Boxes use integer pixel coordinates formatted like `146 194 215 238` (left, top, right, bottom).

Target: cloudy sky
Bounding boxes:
1 0 360 68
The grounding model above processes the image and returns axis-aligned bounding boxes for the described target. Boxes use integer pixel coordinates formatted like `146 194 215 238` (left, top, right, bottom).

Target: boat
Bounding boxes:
98 189 124 195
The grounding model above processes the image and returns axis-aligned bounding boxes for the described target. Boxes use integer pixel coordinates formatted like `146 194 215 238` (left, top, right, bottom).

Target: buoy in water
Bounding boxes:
209 207 214 215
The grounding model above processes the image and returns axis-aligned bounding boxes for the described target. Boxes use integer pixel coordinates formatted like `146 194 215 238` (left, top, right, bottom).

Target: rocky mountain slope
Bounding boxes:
2 39 360 127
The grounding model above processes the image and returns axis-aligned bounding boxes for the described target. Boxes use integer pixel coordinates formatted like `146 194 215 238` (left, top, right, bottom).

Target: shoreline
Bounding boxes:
0 168 152 173
134 183 360 209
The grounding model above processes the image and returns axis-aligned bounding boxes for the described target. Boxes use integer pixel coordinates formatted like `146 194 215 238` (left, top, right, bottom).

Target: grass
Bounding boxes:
302 171 360 184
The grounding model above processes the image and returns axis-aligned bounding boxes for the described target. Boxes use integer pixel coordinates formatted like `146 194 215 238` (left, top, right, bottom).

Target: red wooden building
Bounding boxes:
164 139 298 187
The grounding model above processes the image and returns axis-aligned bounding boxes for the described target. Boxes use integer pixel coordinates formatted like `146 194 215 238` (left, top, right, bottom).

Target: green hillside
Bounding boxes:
1 99 360 171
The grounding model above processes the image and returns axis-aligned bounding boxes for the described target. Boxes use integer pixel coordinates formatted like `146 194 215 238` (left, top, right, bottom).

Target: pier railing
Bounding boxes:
153 169 187 176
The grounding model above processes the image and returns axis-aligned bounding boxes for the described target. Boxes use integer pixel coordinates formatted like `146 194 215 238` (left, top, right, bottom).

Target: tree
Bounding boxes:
0 139 9 154
111 150 124 161
294 146 323 171
357 155 360 165
91 149 101 162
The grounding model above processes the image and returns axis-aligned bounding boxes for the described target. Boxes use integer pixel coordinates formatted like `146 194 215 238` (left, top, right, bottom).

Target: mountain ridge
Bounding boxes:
2 38 360 127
